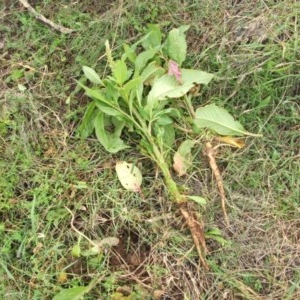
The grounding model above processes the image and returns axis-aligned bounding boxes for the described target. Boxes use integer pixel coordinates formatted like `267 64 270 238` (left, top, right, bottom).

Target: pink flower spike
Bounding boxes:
168 60 182 82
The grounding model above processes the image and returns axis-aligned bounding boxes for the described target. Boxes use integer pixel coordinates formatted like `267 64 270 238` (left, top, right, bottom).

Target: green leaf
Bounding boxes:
205 228 231 246
181 69 214 85
77 83 122 117
147 75 192 105
71 244 81 257
122 43 136 63
82 66 103 85
156 114 173 125
94 102 120 116
186 196 207 206
163 124 175 149
173 139 196 176
115 161 142 192
165 26 190 65
194 104 247 136
154 123 175 150
94 112 129 153
140 61 165 83
112 60 128 85
10 69 24 81
77 81 109 103
52 286 90 300
119 77 142 103
134 49 157 77
142 24 162 49
77 102 97 138
147 69 214 104
153 107 179 126
103 80 120 102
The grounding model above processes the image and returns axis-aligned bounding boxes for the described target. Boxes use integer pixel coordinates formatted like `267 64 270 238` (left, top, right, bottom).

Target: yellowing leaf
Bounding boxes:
216 136 245 149
98 237 119 247
173 140 196 176
115 162 142 192
173 152 186 177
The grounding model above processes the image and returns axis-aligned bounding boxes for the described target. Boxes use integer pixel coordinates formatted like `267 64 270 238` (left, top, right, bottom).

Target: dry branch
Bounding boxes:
179 203 209 270
18 0 73 34
205 142 230 226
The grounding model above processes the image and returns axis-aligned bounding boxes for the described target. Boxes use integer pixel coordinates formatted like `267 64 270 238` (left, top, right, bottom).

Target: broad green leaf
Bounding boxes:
154 123 175 150
103 80 120 102
148 75 192 101
165 26 190 65
112 60 128 85
181 69 214 86
140 61 165 83
94 112 129 153
119 77 142 102
77 83 122 116
173 140 196 176
195 104 247 136
134 49 157 77
94 102 120 116
131 31 152 50
156 114 173 125
178 25 190 34
122 43 137 63
163 124 175 149
147 69 213 104
85 88 107 102
76 81 111 104
77 102 97 138
187 196 207 206
153 107 179 126
52 286 90 300
115 161 142 192
142 24 162 49
155 107 181 118
82 66 103 85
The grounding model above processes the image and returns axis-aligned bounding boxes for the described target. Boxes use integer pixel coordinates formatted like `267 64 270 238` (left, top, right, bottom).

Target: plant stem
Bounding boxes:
149 138 185 204
132 107 185 203
184 94 196 118
132 105 208 268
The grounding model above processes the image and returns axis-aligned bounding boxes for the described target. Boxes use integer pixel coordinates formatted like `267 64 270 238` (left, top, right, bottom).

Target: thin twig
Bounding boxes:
18 0 73 34
205 142 230 226
65 206 98 248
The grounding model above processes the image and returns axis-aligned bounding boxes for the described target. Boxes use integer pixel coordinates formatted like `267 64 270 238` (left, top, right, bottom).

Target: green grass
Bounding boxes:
1 0 300 299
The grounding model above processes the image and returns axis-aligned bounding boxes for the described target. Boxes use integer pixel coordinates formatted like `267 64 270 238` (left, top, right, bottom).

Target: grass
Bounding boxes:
1 0 300 299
